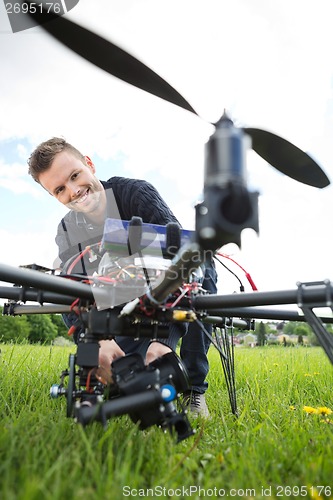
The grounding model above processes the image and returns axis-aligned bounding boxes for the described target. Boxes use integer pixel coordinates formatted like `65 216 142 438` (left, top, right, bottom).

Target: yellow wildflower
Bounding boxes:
317 406 332 416
303 406 319 414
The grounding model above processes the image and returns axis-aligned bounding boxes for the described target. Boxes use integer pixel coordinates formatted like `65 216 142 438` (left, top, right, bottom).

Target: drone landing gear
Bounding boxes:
214 323 238 417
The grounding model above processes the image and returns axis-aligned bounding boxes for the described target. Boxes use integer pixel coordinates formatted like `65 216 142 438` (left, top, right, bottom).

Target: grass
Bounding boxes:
0 343 332 499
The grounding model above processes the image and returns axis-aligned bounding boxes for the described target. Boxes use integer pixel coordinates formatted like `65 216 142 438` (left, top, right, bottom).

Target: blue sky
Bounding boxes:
1 0 333 299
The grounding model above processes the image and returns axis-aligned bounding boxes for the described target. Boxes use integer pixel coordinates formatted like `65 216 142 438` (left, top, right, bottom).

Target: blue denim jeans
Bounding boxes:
180 262 218 394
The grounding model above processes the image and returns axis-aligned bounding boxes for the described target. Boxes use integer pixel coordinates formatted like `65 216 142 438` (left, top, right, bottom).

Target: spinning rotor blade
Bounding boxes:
28 5 330 189
27 6 197 115
244 127 330 188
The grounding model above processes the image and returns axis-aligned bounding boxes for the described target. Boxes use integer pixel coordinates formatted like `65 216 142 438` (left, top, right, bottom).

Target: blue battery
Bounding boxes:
101 218 194 256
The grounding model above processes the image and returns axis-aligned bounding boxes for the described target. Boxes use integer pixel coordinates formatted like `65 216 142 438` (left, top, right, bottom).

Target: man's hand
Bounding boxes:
97 339 125 384
97 339 171 384
145 341 171 365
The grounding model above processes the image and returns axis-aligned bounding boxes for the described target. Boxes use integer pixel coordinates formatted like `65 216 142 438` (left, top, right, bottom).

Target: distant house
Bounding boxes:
243 333 257 347
233 333 247 345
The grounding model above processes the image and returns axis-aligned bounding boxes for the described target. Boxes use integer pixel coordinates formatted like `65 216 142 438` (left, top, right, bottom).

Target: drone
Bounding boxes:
1 4 333 442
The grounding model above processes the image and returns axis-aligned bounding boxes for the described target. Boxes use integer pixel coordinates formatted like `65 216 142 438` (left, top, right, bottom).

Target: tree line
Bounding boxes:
0 307 71 344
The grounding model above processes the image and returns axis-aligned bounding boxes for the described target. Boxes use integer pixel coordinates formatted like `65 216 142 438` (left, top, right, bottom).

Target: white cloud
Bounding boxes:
0 159 44 197
0 228 58 268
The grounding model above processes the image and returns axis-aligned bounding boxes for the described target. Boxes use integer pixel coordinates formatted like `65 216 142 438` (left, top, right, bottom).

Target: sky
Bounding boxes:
0 0 333 309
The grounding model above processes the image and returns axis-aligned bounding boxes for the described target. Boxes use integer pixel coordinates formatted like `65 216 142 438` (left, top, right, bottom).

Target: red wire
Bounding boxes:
67 325 76 337
67 246 92 274
216 252 258 291
70 298 80 314
86 369 97 392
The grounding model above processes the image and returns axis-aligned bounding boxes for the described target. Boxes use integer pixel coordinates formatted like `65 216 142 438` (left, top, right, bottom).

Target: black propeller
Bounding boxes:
27 5 330 188
243 128 329 188
26 6 196 115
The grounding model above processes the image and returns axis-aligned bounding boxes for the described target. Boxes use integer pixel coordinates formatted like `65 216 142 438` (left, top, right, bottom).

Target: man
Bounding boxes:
28 137 214 415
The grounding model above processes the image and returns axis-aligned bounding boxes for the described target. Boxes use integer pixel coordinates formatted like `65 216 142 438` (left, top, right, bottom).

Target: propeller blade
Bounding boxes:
27 6 197 115
244 127 330 188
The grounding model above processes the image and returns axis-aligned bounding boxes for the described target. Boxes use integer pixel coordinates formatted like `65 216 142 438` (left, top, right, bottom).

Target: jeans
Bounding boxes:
180 262 218 394
62 311 186 357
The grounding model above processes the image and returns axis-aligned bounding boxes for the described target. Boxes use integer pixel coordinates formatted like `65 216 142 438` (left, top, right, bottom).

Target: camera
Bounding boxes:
75 350 194 442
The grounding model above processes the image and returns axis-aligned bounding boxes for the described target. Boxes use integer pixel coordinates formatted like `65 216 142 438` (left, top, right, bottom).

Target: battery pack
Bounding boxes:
101 217 194 257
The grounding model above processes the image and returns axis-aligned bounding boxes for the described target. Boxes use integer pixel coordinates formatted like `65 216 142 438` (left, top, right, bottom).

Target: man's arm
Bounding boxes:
134 181 179 225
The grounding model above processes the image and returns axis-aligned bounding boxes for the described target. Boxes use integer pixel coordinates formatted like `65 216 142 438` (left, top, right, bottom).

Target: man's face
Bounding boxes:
38 151 105 217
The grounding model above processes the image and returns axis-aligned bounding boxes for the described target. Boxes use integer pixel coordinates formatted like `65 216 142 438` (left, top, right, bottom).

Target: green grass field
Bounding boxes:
0 343 332 500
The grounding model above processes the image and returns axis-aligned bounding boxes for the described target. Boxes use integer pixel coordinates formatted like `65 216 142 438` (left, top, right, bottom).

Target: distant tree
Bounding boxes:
256 321 267 346
50 314 69 338
26 315 58 344
284 321 311 336
294 325 309 338
0 307 31 342
264 323 278 335
284 322 296 335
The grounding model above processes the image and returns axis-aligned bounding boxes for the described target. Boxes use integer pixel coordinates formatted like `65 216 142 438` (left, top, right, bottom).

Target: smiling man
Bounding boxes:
27 137 184 378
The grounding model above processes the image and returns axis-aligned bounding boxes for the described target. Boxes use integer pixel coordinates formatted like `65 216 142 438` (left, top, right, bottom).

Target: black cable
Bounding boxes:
214 255 244 292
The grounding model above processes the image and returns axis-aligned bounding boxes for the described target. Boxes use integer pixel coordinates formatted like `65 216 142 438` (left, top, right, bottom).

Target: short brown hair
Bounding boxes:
28 137 85 183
